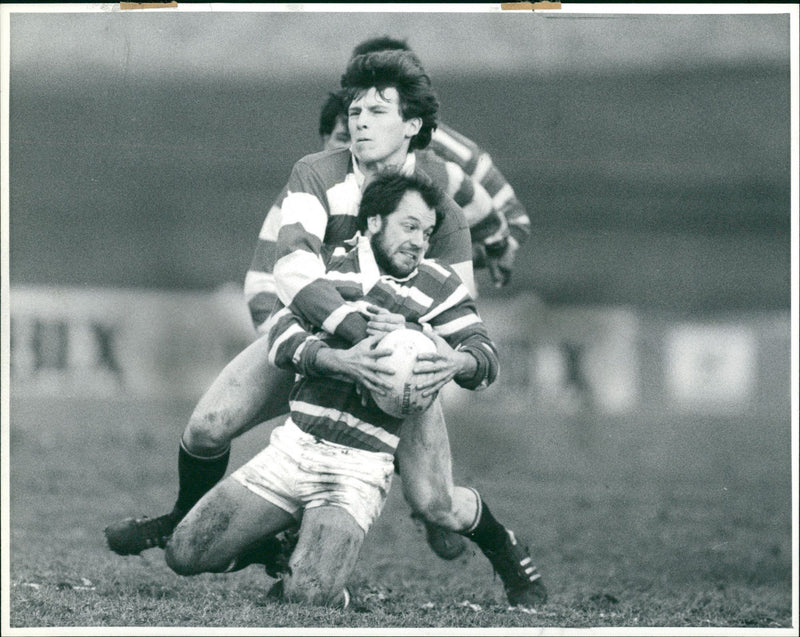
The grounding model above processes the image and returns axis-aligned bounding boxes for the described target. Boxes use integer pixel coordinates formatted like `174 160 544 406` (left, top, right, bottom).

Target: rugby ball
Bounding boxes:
372 328 438 418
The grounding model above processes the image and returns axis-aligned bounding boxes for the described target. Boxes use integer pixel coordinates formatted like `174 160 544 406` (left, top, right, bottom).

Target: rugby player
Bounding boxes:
241 88 502 561
104 50 514 570
349 36 530 287
163 171 546 608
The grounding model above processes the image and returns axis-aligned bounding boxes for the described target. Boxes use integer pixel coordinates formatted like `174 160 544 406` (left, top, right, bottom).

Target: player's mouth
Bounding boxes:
398 249 421 263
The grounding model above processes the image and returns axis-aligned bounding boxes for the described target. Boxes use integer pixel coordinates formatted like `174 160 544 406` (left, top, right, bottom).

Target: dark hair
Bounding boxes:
318 90 347 137
357 170 444 234
351 36 412 58
340 50 438 151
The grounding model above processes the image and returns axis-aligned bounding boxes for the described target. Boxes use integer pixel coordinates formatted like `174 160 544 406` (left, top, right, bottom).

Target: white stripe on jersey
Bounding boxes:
292 339 312 368
281 192 328 241
443 161 464 198
432 127 472 163
422 259 453 279
263 306 293 337
473 153 493 183
449 261 476 299
460 181 494 226
326 173 361 218
418 284 471 323
375 277 434 309
321 302 360 336
492 183 516 210
268 322 307 366
325 270 364 285
274 250 326 306
244 270 276 301
259 204 282 240
433 312 482 337
290 400 400 449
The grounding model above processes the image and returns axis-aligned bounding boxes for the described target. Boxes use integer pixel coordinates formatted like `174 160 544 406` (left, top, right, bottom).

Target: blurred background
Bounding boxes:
7 7 793 479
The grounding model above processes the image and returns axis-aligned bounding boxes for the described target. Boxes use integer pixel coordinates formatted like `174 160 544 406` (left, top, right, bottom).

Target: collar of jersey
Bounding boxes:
350 151 416 189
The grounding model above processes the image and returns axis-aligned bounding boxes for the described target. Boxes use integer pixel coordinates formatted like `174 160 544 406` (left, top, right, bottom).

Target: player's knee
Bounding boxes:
284 509 363 606
406 490 455 528
164 535 200 576
183 407 236 454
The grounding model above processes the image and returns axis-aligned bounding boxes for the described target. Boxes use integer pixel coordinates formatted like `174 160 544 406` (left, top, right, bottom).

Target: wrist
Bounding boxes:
455 350 478 378
311 346 342 376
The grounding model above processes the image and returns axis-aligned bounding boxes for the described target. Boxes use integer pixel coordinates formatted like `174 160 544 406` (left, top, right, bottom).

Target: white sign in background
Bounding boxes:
665 324 757 410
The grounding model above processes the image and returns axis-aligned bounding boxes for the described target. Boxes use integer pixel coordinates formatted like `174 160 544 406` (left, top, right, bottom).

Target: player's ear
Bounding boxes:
366 215 383 235
403 117 422 140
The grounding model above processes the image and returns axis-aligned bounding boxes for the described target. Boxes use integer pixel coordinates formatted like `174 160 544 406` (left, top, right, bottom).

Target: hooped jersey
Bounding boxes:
430 123 531 246
245 148 484 335
249 148 474 342
264 235 499 455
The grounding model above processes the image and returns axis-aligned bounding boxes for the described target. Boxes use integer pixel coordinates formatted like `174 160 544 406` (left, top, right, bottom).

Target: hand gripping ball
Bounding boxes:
372 328 438 418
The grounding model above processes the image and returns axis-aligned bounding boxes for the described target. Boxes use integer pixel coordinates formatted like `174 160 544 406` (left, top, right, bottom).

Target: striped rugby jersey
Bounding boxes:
264 235 499 455
245 147 482 336
430 123 531 247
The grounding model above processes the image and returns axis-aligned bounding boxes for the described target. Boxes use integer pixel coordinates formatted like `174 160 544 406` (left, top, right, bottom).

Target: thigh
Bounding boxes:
283 506 365 606
167 476 295 574
187 335 294 442
395 398 454 507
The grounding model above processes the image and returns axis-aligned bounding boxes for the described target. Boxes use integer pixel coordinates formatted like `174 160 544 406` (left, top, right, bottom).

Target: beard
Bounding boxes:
370 229 418 278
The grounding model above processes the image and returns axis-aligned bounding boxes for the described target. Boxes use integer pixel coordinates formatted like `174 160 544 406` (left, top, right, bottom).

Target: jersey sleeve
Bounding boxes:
272 159 369 344
244 186 287 333
424 189 476 298
264 302 329 377
442 159 508 246
418 263 499 390
431 123 531 246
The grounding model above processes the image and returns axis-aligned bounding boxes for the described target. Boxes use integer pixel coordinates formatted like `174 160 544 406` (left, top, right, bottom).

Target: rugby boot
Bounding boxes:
411 512 468 560
104 509 182 555
483 529 547 607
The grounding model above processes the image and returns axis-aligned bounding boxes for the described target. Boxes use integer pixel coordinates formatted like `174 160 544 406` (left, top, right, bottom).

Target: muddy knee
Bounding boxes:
164 530 201 576
283 507 363 606
183 407 237 454
407 491 456 528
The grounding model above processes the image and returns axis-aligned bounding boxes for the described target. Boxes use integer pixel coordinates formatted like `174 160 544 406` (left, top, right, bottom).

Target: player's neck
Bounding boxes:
355 147 410 178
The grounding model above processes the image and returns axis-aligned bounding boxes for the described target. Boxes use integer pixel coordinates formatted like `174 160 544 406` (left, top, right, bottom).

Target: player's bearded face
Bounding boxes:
369 191 436 278
348 87 420 169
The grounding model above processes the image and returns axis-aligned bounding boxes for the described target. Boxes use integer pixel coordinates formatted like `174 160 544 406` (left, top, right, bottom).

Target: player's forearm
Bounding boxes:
273 247 368 344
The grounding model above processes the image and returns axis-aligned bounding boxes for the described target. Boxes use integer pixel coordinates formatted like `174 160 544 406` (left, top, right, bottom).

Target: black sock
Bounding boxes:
173 441 230 518
462 495 508 553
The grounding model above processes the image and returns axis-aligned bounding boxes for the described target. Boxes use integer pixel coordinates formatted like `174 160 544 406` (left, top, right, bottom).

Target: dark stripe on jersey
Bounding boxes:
275 224 323 261
250 239 277 272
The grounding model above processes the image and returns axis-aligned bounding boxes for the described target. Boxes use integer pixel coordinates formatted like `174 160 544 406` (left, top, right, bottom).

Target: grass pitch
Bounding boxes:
6 396 794 631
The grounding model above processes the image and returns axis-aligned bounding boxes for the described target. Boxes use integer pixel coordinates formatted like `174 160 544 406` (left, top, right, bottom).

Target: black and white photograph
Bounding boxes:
1 2 797 632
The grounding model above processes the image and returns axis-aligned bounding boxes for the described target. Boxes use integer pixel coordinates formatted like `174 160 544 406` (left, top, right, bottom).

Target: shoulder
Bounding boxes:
416 258 462 289
430 122 482 161
291 148 352 184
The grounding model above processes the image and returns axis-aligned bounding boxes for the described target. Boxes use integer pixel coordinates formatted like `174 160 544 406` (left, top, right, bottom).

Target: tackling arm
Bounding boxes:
272 160 370 344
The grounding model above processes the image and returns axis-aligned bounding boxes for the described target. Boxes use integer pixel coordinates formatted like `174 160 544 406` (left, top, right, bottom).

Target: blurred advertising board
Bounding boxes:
9 285 254 399
9 287 790 418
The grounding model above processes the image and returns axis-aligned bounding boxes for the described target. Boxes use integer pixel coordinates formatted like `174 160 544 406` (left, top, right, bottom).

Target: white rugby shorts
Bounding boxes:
231 418 394 533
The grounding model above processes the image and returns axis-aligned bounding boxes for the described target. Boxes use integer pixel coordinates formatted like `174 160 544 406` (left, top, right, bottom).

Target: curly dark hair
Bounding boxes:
357 170 444 235
351 36 412 58
318 90 347 138
340 50 438 151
